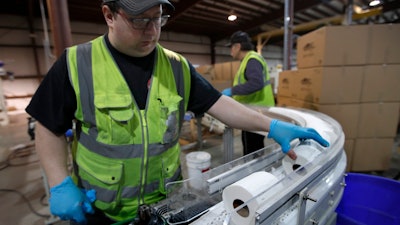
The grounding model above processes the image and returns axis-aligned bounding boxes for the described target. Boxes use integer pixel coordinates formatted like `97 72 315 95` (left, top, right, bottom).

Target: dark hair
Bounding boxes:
101 1 121 14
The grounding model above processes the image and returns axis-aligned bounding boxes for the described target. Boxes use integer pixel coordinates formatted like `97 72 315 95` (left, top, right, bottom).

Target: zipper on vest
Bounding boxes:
138 110 148 205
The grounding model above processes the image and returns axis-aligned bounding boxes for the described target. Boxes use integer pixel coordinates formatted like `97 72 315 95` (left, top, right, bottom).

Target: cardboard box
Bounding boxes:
278 99 400 139
277 70 299 98
297 25 369 68
276 96 319 111
361 64 400 102
317 104 360 139
296 66 363 104
195 64 214 75
366 23 400 64
213 61 242 81
196 64 215 82
357 102 400 138
276 97 360 138
276 96 315 109
213 63 226 80
211 80 232 91
351 138 394 171
344 139 354 172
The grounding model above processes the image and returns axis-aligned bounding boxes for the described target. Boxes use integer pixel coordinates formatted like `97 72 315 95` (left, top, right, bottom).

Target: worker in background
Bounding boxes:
222 31 276 156
25 0 329 224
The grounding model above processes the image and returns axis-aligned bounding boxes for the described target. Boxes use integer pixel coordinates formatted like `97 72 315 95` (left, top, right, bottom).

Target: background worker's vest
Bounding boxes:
67 36 191 221
232 51 275 107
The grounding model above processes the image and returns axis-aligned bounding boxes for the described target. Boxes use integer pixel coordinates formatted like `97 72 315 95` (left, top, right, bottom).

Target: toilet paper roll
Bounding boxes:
282 144 321 175
222 171 280 225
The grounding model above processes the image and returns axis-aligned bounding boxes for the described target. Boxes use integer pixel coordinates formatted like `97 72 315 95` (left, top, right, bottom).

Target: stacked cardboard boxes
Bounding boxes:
277 24 400 171
195 61 241 91
195 64 214 83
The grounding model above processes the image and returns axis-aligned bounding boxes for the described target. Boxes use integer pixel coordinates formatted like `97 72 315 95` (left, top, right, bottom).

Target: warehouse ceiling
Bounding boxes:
1 0 400 45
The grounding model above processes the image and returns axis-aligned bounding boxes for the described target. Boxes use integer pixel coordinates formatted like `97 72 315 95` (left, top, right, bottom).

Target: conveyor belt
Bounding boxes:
151 106 346 225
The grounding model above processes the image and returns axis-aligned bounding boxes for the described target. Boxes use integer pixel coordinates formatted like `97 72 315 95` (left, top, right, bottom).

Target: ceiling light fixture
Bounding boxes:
228 10 237 21
369 0 381 7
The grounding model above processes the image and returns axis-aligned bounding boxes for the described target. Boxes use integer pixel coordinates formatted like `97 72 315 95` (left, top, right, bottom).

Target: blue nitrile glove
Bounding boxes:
221 88 232 97
49 176 96 225
267 119 330 153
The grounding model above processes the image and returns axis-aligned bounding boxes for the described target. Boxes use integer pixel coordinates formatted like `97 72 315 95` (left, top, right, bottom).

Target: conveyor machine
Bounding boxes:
150 106 347 225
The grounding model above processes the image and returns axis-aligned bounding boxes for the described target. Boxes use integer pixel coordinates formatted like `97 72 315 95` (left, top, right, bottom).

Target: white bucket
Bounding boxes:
186 151 211 190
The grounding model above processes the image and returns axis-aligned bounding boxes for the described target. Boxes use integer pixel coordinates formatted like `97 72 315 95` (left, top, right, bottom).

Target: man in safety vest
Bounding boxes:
222 31 276 156
26 1 329 224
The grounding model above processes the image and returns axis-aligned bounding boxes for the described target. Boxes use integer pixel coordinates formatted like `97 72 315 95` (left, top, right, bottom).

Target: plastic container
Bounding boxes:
336 173 400 225
186 151 211 190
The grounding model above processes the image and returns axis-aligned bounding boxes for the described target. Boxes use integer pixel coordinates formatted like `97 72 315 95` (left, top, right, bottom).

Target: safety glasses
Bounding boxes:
119 11 170 30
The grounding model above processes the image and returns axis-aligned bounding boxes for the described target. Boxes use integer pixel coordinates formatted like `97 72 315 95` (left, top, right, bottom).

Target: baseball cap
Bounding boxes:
225 31 252 47
103 0 174 16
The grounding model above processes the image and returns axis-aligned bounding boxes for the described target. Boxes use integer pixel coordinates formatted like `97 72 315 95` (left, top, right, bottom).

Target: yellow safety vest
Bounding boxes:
232 51 275 106
67 36 191 221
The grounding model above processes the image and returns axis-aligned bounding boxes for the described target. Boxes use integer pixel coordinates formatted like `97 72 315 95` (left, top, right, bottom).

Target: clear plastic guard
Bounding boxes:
226 141 330 224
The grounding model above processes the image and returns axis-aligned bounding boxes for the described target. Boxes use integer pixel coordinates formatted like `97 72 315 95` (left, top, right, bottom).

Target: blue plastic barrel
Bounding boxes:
336 173 400 225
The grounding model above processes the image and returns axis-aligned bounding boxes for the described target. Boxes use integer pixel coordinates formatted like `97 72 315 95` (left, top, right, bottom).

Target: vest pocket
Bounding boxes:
76 149 124 211
94 94 135 144
158 95 182 144
157 145 181 194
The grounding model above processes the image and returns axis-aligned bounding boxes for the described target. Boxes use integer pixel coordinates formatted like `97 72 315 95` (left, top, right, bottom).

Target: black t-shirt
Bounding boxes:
26 35 221 135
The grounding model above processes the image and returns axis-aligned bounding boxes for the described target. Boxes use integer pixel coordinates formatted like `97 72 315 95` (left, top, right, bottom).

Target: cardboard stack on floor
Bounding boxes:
277 24 400 172
196 61 241 92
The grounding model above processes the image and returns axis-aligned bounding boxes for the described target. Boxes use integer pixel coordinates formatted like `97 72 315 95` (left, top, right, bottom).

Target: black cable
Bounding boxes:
0 143 51 218
0 188 50 218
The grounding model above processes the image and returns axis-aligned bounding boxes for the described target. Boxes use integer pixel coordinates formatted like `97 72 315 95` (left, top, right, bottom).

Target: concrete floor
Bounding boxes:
1 111 399 225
